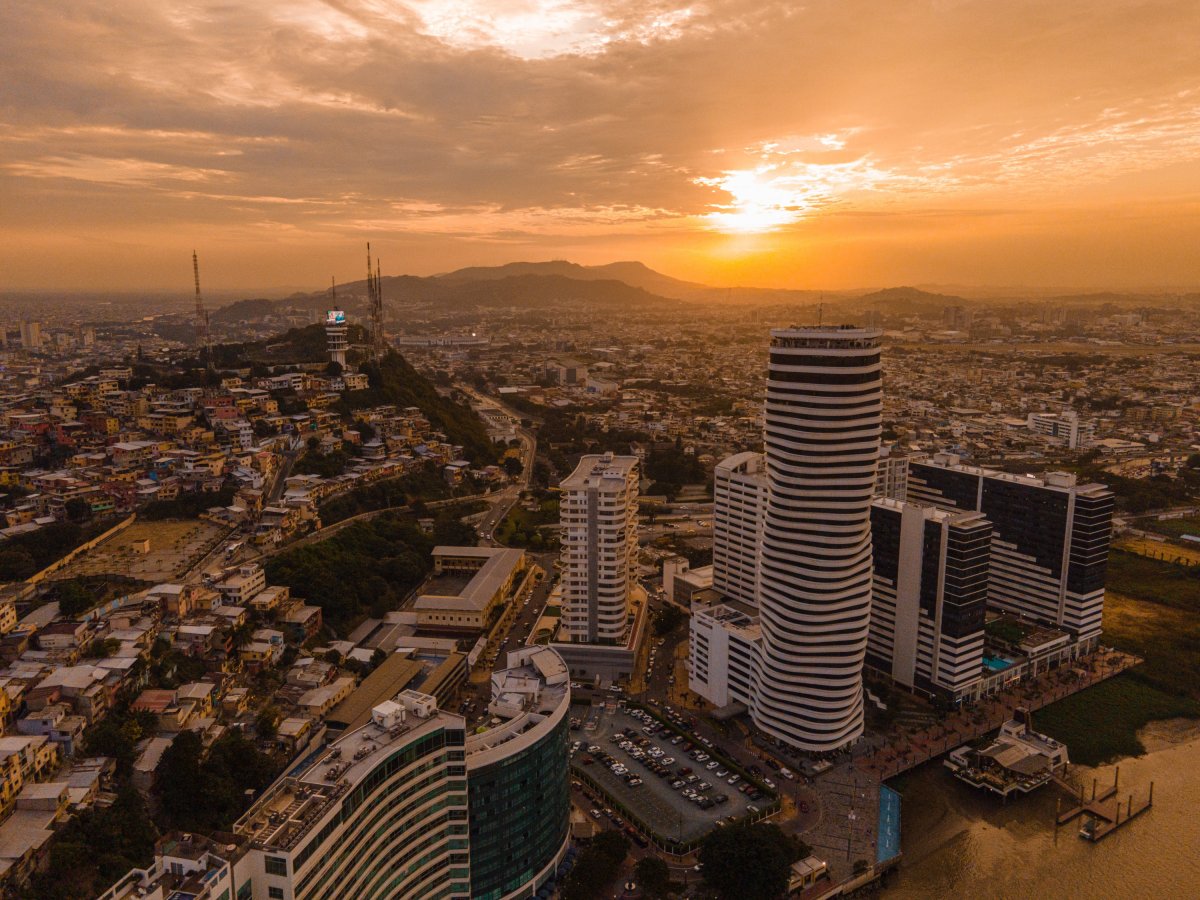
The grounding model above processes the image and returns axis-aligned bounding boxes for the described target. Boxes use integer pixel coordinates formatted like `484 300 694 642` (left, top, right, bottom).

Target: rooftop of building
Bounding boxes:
467 647 569 760
917 452 1113 496
770 325 882 348
560 452 638 490
236 691 461 854
416 546 524 614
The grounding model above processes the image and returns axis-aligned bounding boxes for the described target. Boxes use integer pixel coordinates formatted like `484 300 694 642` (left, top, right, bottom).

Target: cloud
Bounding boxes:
1 0 1200 288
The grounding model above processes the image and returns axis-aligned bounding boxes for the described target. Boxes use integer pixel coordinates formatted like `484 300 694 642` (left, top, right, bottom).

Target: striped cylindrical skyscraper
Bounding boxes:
751 326 883 752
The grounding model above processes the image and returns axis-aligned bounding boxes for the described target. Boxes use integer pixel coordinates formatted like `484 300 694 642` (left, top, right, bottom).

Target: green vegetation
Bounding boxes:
560 831 629 900
208 322 369 368
343 352 496 462
652 604 685 636
1141 514 1200 540
1106 549 1199 609
319 461 451 524
0 519 116 582
1037 551 1200 765
633 856 671 898
644 446 706 486
496 497 559 549
47 575 145 618
698 823 808 900
984 618 1025 646
265 511 472 635
141 486 237 520
23 787 159 900
154 731 279 832
1073 463 1200 514
80 705 159 777
1035 677 1200 766
294 446 350 478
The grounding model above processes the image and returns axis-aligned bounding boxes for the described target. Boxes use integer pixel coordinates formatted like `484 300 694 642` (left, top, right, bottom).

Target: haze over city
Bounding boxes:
2 4 1200 900
4 0 1200 292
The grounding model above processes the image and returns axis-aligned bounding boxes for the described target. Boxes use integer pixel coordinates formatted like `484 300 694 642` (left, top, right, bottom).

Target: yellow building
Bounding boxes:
413 546 527 632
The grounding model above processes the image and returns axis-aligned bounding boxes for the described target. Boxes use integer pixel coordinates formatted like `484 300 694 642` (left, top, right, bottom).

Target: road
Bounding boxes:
455 383 538 545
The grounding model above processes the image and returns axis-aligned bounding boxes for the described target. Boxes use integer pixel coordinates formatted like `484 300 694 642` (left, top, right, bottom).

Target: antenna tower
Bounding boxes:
192 250 213 371
366 243 386 362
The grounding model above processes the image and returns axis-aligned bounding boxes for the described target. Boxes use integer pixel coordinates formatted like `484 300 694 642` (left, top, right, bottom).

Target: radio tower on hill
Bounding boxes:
366 242 386 362
192 251 213 372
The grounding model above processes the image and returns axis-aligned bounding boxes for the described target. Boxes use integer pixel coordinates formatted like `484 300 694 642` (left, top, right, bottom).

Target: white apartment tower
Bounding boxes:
752 326 883 752
560 453 639 644
711 451 767 607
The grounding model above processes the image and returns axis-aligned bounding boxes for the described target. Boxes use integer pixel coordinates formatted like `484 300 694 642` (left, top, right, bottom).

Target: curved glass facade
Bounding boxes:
467 713 570 900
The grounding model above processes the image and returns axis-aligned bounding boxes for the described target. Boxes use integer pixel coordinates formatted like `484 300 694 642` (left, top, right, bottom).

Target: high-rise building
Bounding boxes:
874 445 916 501
106 649 572 900
867 499 991 701
235 690 472 900
907 453 1113 641
465 647 571 900
752 325 883 752
559 452 639 645
19 321 41 351
711 451 767 607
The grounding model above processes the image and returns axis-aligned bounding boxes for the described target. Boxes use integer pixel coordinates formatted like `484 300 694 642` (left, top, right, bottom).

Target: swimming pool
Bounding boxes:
983 655 1014 673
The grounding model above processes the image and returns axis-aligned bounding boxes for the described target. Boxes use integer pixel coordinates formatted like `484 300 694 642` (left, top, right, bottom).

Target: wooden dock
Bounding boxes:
1054 767 1154 842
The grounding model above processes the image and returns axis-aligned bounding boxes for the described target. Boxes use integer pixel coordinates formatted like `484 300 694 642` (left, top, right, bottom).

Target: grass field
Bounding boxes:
1115 536 1200 566
58 519 228 582
1034 675 1200 766
1036 547 1200 765
496 499 559 547
1142 514 1200 541
1104 549 1200 610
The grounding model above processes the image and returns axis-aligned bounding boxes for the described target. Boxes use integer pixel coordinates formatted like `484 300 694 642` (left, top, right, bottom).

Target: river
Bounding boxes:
882 719 1200 899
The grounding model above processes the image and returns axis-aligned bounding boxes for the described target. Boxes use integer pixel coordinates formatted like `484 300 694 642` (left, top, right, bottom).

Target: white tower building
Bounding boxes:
560 452 639 645
711 451 767 607
751 325 883 752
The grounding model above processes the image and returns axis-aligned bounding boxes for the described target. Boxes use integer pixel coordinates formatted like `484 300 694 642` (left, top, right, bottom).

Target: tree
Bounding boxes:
592 830 630 862
256 705 280 740
85 637 121 659
653 604 685 637
561 831 629 900
699 823 801 900
154 731 210 830
56 579 95 617
64 497 93 523
503 456 524 477
325 359 344 377
634 856 671 898
0 547 36 581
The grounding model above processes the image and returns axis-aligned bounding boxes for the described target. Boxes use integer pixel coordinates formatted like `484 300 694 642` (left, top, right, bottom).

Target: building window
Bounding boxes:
268 888 285 900
265 856 288 877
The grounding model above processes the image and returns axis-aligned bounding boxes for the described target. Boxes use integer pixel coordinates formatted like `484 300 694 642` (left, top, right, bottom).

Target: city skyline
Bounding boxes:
4 1 1200 291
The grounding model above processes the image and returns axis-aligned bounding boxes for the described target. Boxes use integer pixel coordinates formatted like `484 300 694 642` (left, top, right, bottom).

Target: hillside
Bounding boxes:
212 270 682 322
437 259 709 299
346 352 497 462
853 286 969 313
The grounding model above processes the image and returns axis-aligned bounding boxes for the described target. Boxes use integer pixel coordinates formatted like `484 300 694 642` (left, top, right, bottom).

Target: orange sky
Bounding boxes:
3 1 1200 293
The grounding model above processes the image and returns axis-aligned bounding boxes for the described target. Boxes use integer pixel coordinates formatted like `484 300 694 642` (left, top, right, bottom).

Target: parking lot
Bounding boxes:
571 703 766 843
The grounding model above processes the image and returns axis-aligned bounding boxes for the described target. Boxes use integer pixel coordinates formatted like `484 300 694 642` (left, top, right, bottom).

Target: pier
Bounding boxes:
1054 767 1154 842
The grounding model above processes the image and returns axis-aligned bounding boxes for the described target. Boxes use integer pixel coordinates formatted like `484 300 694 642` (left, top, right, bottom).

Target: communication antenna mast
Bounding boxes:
366 243 386 362
192 250 213 371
